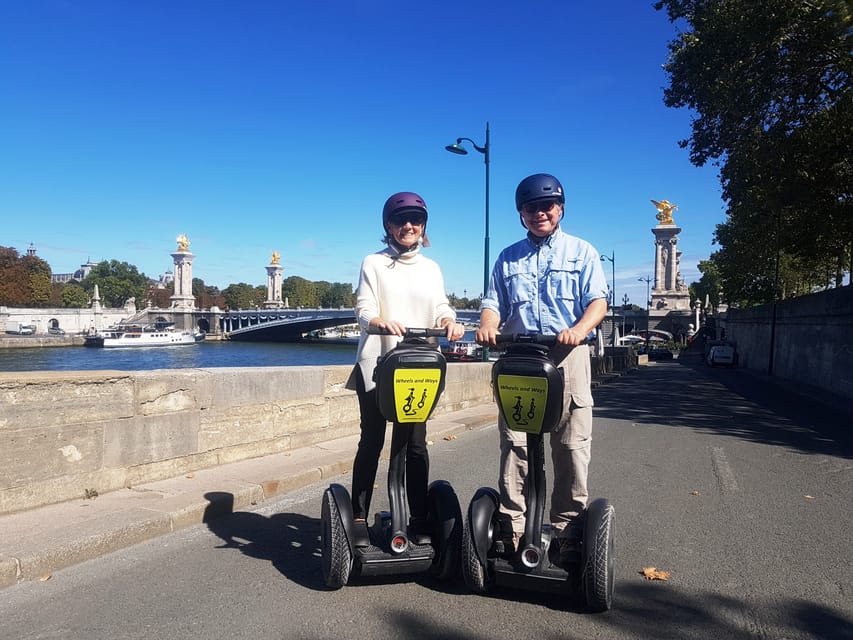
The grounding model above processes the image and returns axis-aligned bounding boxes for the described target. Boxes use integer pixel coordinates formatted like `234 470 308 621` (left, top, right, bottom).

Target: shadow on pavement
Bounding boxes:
593 360 853 459
202 491 326 591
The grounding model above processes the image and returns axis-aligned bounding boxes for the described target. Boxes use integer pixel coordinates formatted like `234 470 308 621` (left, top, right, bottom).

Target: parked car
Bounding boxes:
707 344 735 367
48 327 66 335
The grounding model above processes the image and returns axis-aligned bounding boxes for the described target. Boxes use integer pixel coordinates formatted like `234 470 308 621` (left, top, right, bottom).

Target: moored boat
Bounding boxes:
84 322 204 348
442 341 480 362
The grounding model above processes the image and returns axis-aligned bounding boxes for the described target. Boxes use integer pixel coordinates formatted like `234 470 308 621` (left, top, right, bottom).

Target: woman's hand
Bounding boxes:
371 319 406 336
440 319 466 342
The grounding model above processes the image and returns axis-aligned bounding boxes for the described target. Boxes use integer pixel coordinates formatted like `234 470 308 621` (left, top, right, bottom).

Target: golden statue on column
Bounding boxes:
651 199 677 225
176 234 191 252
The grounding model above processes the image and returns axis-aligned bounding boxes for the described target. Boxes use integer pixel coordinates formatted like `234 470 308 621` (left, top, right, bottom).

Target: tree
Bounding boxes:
21 253 52 307
82 260 149 308
0 245 53 307
656 0 853 302
689 257 723 308
316 281 355 308
281 276 318 308
221 283 260 310
61 284 89 308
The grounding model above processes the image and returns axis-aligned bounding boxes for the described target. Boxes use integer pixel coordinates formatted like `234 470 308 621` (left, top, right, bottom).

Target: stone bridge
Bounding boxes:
218 308 480 341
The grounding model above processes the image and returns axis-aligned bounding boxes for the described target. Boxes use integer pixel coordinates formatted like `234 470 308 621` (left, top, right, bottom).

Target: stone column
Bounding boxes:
170 235 196 311
264 251 284 309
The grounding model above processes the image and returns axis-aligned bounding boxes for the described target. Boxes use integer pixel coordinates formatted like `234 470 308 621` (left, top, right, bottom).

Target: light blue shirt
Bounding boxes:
480 227 608 338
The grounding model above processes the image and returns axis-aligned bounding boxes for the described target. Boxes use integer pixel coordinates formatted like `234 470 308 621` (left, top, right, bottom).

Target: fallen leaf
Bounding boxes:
690 490 701 496
443 434 457 441
185 473 195 479
39 574 52 582
641 567 671 581
804 495 814 500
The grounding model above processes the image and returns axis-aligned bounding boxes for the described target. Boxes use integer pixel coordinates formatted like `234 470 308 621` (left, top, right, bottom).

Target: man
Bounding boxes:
475 173 608 561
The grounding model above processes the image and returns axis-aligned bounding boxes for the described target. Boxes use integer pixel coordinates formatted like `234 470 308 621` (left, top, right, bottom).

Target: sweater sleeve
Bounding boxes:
355 256 379 329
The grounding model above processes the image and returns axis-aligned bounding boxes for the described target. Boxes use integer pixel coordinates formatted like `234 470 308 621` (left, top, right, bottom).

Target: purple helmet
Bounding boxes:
382 191 428 226
515 174 564 211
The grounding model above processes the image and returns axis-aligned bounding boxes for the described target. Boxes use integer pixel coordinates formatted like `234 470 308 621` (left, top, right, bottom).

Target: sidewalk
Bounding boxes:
0 403 499 589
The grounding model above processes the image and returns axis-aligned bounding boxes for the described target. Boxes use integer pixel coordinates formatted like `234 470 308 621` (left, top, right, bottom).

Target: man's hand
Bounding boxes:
476 308 501 346
557 327 585 346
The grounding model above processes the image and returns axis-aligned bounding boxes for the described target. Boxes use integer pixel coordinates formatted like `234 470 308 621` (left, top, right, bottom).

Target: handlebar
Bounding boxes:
365 326 447 338
493 333 558 347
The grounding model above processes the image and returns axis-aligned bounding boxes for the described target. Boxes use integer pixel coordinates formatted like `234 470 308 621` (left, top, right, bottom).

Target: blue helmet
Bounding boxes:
514 173 565 211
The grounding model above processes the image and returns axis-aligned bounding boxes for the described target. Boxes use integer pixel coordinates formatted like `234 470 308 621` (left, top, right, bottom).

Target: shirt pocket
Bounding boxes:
547 258 583 304
503 264 536 306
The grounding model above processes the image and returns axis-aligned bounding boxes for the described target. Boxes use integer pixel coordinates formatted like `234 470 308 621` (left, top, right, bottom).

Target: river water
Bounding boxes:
0 334 474 373
0 340 361 372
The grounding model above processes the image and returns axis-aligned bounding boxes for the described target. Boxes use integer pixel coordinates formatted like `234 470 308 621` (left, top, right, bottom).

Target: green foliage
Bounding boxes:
447 293 481 310
82 260 149 308
221 282 259 310
656 0 853 304
281 276 318 308
61 284 89 308
689 257 722 308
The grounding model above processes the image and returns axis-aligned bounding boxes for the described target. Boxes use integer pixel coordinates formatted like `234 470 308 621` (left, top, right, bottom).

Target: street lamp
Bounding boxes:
601 251 615 346
638 275 652 335
446 121 490 360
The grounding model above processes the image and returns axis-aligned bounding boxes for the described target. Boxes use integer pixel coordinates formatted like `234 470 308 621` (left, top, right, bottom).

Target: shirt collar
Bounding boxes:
526 225 561 248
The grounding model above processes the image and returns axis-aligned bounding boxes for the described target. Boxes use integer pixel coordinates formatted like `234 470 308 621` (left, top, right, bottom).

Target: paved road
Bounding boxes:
1 359 851 640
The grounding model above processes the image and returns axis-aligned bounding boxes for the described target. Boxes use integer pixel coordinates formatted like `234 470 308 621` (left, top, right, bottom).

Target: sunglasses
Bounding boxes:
389 213 426 226
521 199 561 215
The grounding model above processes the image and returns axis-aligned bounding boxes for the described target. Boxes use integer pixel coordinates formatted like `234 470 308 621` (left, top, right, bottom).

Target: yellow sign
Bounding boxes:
496 374 549 434
392 368 442 423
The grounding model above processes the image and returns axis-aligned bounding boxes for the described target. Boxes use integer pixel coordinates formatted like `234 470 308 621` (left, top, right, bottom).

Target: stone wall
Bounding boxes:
0 363 493 515
726 286 853 401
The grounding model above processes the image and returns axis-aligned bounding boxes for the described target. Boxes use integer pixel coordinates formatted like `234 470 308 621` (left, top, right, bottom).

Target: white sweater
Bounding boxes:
352 244 456 392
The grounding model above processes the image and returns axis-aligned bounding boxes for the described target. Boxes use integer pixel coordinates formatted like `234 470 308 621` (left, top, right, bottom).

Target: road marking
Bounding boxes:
711 446 740 494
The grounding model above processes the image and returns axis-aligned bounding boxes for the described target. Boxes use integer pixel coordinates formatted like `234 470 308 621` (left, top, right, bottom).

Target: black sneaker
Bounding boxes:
352 519 370 547
558 517 585 565
409 518 432 545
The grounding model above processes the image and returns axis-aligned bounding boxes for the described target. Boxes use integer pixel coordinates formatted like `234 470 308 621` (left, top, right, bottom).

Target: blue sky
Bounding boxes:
1 1 725 307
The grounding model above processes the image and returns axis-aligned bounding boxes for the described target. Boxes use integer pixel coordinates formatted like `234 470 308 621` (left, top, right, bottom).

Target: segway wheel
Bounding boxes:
427 480 463 581
461 487 499 593
320 488 352 589
581 498 615 612
462 519 488 592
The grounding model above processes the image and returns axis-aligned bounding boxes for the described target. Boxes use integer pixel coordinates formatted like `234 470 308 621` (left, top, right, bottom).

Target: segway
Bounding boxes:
321 327 463 589
462 334 615 612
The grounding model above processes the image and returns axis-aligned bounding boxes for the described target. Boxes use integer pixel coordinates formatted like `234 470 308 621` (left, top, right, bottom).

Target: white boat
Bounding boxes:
84 323 204 348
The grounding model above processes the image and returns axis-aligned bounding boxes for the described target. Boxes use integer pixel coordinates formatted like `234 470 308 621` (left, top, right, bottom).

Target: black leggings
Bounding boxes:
350 365 429 521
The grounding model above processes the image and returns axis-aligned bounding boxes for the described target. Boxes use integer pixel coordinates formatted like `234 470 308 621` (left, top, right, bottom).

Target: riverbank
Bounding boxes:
0 335 85 349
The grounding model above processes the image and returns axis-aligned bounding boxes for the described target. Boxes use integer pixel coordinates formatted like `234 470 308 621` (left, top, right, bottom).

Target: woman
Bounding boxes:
349 191 465 546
